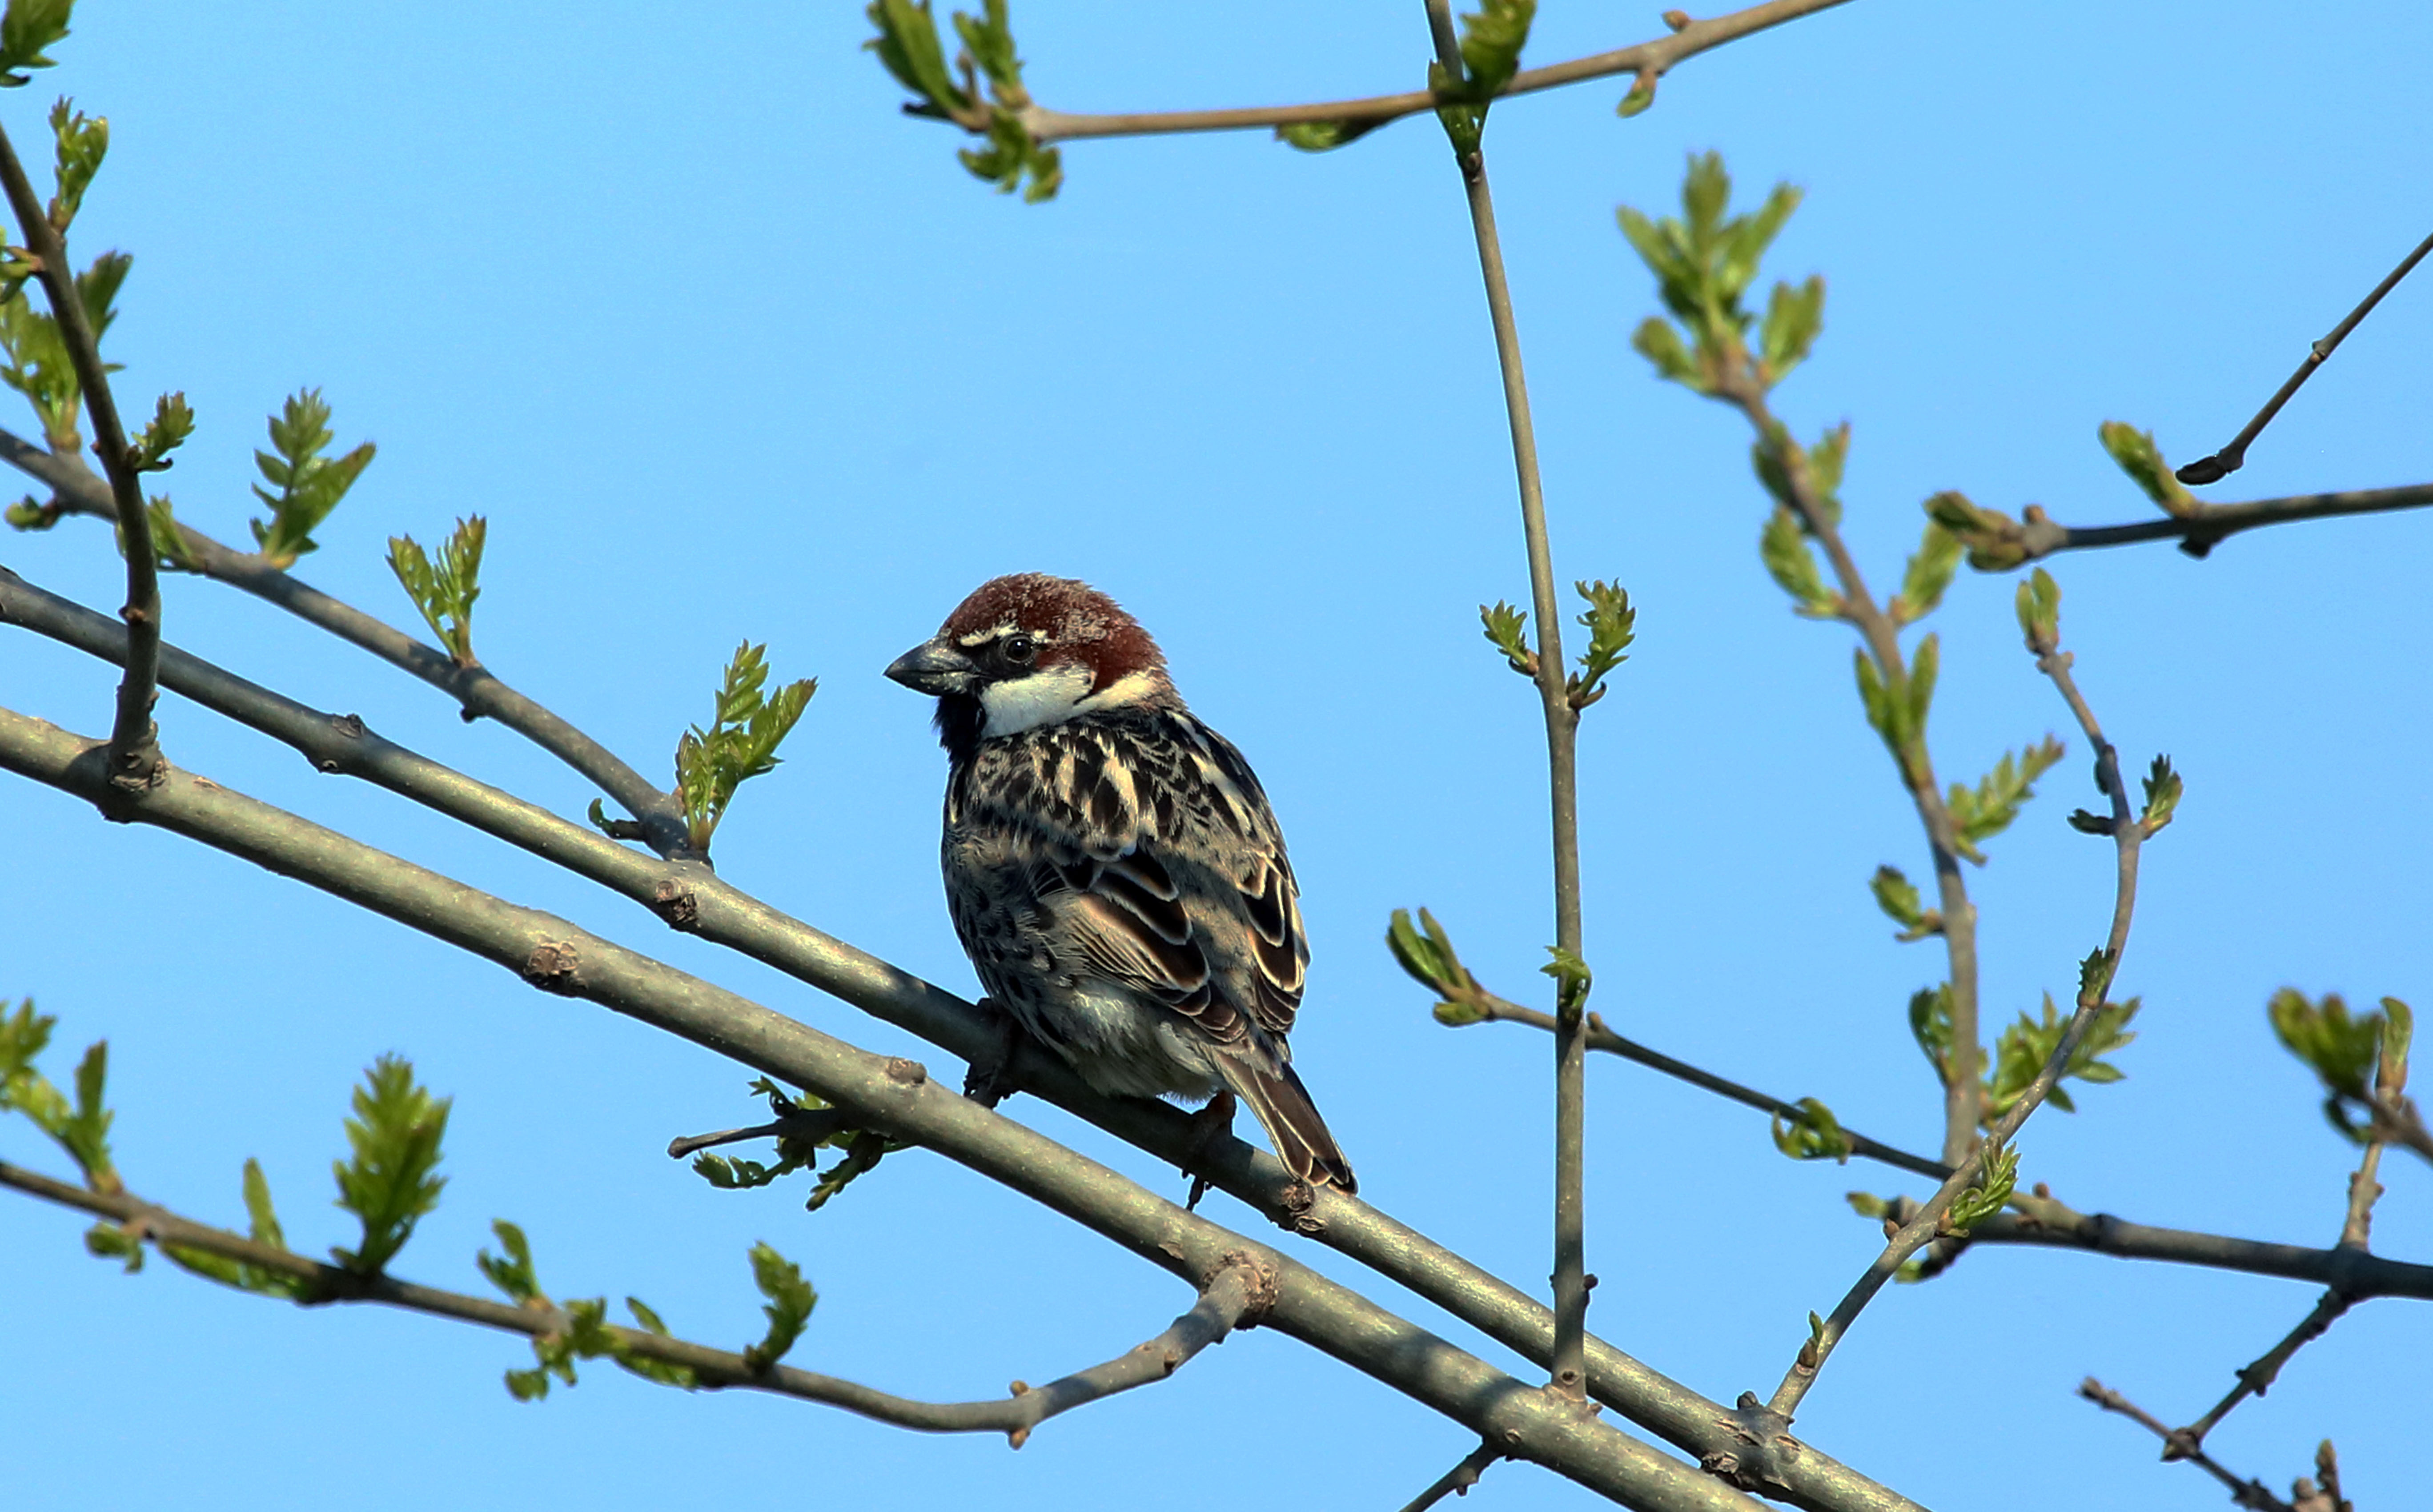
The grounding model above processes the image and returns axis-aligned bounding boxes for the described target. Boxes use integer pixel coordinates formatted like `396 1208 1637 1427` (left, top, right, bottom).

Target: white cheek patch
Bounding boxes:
1074 669 1158 716
980 662 1094 737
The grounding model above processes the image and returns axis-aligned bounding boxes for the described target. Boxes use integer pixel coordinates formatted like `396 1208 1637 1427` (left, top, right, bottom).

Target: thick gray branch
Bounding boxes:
0 563 1922 1512
0 702 1766 1512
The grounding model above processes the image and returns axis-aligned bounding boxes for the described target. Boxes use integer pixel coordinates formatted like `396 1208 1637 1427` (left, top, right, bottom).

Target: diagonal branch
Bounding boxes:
2077 1378 2294 1512
1014 0 1854 144
2174 226 2433 485
0 124 161 786
1399 1440 1506 1512
0 701 1767 1512
0 560 1924 1512
0 561 1923 1512
0 431 696 858
0 1157 1267 1444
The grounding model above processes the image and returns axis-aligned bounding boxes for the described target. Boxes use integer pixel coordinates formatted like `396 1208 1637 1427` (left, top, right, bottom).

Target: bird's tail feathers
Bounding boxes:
1215 1052 1357 1195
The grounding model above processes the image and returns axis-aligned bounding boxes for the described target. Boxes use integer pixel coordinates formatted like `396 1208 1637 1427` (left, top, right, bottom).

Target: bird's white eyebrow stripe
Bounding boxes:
956 622 1040 649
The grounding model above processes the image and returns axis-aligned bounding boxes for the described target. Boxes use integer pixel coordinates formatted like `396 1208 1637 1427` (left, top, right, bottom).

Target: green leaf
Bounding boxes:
1869 864 1940 941
743 1241 817 1373
1757 273 1824 385
1946 1139 2017 1232
1852 648 1905 752
1759 505 1839 616
1614 72 1656 118
1540 945 1592 1016
1984 994 2140 1120
45 95 104 229
1751 421 1846 528
1845 1190 1891 1220
1943 735 2067 863
2014 566 2060 654
387 515 487 665
1891 520 1961 627
2270 989 2404 1143
0 0 73 84
1629 314 1702 391
863 0 968 114
1923 490 2030 573
1275 118 1384 152
804 1130 891 1212
1454 0 1536 99
673 642 817 853
248 388 374 566
1617 154 1812 397
1769 1097 1853 1163
2077 948 2116 1007
1 1011 121 1191
2380 997 2414 1097
1905 633 1939 743
1566 578 1635 709
615 1296 699 1389
329 1054 449 1275
2139 754 2181 837
84 1220 142 1271
1908 984 1954 1086
0 257 123 449
162 1156 305 1298
128 389 192 473
1386 907 1484 1023
1478 599 1535 675
478 1218 542 1305
2097 420 2196 518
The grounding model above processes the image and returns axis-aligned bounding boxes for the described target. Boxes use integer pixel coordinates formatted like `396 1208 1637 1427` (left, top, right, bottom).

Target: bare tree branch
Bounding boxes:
0 125 162 786
2006 482 2433 565
1399 1440 1506 1512
2174 226 2433 485
0 567 1927 1512
0 701 1775 1512
2170 1290 2353 1464
1883 1192 2433 1300
2077 1378 2294 1512
0 433 696 858
0 1157 1273 1444
1011 0 1854 144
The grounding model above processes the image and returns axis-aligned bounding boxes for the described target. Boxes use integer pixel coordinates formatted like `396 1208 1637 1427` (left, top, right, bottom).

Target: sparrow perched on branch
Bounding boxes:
886 573 1356 1192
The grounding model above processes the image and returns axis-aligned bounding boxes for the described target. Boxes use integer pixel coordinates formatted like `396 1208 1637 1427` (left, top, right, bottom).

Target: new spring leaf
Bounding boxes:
674 642 816 852
743 1241 816 1372
387 515 486 665
330 1054 449 1275
249 388 374 566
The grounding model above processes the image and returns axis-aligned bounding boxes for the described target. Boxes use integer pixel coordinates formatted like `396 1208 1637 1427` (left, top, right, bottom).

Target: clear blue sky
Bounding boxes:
6 3 2430 1508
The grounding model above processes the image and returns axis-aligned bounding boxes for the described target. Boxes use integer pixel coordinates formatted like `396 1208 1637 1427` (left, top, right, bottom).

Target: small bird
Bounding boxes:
886 573 1356 1193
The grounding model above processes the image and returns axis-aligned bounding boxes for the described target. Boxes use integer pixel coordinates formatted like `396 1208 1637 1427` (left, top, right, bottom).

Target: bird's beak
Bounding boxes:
885 638 981 696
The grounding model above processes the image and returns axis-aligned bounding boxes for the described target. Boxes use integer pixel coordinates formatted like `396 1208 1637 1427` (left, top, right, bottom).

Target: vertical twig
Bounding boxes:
1421 0 1589 1401
0 120 162 786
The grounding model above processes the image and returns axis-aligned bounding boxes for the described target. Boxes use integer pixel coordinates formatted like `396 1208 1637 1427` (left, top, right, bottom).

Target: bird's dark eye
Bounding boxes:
1003 634 1037 665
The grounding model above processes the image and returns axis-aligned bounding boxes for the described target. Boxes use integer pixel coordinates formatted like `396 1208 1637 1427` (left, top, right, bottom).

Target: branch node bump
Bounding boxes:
521 941 580 993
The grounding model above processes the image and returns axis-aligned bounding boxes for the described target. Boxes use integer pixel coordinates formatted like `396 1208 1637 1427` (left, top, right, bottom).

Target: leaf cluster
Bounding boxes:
1889 520 1961 628
2013 565 2060 655
1478 599 1535 677
743 1240 817 1373
1922 490 2032 573
2097 420 2196 518
0 249 127 450
0 997 116 1192
1620 152 1819 396
2139 754 2182 838
1567 578 1634 709
1540 945 1592 1017
0 0 72 86
1984 995 2140 1119
159 1158 308 1300
2269 990 2415 1145
128 388 191 471
45 95 104 230
1427 0 1537 155
1944 1138 2017 1234
1852 634 1935 770
1868 865 1939 942
477 1220 699 1399
1769 1097 1852 1163
864 0 1060 202
691 1080 896 1212
1385 907 1489 1026
672 642 816 853
1946 736 2065 863
387 515 487 666
249 388 374 566
329 1054 449 1275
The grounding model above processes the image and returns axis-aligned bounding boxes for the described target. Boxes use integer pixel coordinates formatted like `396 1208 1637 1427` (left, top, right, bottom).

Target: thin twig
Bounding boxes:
1397 1441 1505 1512
0 124 162 786
2007 482 2433 564
1013 0 1853 144
0 429 695 857
2171 1289 2353 1460
0 703 1765 1512
1724 383 1983 1164
1767 610 2145 1420
1883 1192 2433 1300
2077 1378 2294 1512
1420 0 1590 1405
2175 227 2433 485
0 1157 1265 1443
1461 993 1951 1182
665 1107 863 1161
